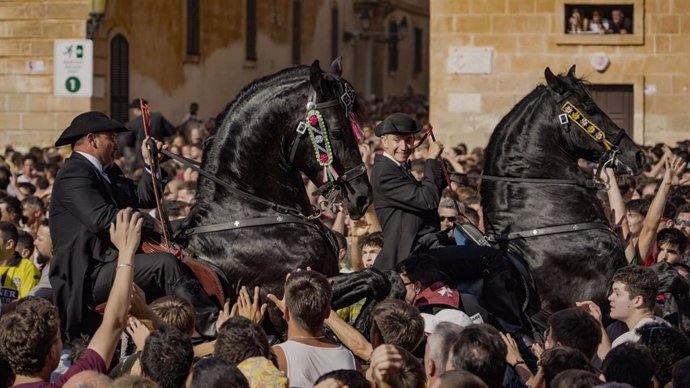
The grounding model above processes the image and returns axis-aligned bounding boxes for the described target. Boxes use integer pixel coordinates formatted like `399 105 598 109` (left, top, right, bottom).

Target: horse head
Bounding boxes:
292 59 372 220
544 65 646 176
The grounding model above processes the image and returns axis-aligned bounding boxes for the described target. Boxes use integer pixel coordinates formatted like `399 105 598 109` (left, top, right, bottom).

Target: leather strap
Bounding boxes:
469 173 605 190
160 149 307 217
182 214 317 236
487 222 611 242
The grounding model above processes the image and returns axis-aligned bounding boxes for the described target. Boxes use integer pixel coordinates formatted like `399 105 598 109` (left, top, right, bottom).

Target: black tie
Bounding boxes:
400 162 413 179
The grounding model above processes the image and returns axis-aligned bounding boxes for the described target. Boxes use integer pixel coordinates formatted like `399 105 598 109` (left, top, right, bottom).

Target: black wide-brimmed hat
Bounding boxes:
55 111 128 146
129 98 148 108
374 113 421 137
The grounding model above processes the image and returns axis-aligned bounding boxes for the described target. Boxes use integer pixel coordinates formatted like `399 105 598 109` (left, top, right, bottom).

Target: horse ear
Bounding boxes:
330 57 343 77
567 64 577 78
310 60 324 96
544 67 564 94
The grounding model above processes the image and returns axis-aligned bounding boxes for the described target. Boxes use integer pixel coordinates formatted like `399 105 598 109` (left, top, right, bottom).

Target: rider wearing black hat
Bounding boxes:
370 113 446 271
49 111 217 343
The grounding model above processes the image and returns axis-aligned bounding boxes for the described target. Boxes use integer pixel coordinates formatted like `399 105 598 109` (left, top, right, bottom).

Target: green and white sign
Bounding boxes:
54 40 93 97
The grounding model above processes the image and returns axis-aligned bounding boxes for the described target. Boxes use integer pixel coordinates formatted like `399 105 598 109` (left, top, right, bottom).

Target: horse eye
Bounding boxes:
330 130 343 140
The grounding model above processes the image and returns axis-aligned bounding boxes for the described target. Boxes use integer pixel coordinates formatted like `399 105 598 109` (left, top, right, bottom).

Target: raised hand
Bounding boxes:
141 136 165 165
232 286 268 324
215 299 232 331
129 283 148 319
427 141 444 160
109 208 143 256
369 344 404 387
126 316 151 352
575 300 603 323
499 332 524 366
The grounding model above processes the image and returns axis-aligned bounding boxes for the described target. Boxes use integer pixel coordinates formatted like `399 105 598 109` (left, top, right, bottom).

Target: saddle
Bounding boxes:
94 234 227 314
139 234 228 305
444 223 548 340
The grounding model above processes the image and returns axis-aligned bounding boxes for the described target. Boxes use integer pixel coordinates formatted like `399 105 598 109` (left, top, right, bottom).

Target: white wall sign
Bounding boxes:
27 60 45 74
54 39 93 97
447 47 493 75
589 52 610 72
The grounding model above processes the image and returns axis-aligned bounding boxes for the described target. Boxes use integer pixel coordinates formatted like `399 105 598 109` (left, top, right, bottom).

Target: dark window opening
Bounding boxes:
110 35 129 124
292 0 301 65
246 0 257 61
388 20 399 73
413 27 422 74
186 0 200 55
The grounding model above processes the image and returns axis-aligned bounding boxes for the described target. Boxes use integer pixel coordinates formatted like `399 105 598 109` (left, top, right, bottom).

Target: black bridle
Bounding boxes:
175 87 366 238
479 88 627 242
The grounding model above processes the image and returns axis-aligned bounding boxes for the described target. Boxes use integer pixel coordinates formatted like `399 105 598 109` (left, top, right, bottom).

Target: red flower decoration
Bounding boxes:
319 154 329 163
309 115 318 126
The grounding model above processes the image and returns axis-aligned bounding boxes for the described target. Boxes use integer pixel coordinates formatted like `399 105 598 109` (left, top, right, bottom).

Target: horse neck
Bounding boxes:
200 83 312 213
484 86 586 181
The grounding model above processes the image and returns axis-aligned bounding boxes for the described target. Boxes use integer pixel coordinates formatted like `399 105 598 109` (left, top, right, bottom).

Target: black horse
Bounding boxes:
178 60 386 333
480 66 646 315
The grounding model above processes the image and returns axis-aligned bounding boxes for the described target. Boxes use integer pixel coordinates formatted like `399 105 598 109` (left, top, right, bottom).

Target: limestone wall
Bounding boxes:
0 0 90 148
1 0 429 148
430 0 690 148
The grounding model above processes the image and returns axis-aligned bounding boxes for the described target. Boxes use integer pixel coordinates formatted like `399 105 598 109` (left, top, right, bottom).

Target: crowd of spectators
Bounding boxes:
0 95 689 388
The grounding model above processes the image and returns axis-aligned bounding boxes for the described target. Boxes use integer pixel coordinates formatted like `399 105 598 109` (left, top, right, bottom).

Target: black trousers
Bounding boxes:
428 245 526 331
90 252 184 304
428 245 505 281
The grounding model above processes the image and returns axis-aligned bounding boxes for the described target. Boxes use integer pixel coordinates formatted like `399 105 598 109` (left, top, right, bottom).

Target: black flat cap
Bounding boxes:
374 113 421 137
129 98 148 108
55 111 128 146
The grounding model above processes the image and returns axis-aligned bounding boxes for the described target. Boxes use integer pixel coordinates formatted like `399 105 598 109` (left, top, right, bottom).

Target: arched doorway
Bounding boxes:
110 34 129 123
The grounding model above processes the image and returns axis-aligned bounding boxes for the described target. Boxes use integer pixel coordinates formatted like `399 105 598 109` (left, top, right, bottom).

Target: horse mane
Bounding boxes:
213 65 311 130
485 71 594 172
186 63 364 235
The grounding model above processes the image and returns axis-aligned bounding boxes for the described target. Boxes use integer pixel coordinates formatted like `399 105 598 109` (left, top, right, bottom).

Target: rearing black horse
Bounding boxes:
179 60 378 332
481 66 646 315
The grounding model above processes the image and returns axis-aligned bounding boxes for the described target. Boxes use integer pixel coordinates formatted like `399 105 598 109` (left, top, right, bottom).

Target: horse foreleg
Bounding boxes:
329 268 391 336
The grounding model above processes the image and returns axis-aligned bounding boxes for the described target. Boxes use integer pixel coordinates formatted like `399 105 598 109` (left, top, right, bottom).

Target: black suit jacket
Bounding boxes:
49 152 161 341
371 154 446 271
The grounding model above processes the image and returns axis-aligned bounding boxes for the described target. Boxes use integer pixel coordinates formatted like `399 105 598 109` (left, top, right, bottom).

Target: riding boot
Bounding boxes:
171 277 219 339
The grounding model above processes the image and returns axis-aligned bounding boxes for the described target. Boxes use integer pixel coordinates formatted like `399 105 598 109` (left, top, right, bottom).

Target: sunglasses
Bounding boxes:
440 216 457 222
674 218 690 227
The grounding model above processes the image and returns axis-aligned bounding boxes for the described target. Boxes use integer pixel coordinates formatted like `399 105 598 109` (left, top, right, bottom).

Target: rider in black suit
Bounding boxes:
370 113 446 271
369 114 531 334
49 111 215 342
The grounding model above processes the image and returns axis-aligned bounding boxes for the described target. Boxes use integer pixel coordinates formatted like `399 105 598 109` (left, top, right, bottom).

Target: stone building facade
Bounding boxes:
430 0 690 148
0 0 429 148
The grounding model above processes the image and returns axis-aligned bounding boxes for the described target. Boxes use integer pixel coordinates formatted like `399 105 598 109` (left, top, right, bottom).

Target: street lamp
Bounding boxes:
86 0 107 39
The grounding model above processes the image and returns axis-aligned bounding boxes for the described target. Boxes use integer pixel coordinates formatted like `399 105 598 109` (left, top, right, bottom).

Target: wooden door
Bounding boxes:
588 84 633 136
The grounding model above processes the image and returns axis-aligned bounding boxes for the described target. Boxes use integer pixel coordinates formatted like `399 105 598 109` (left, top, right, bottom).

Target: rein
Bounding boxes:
477 88 628 242
485 222 613 243
469 173 607 190
164 87 366 238
140 99 173 246
160 148 309 219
